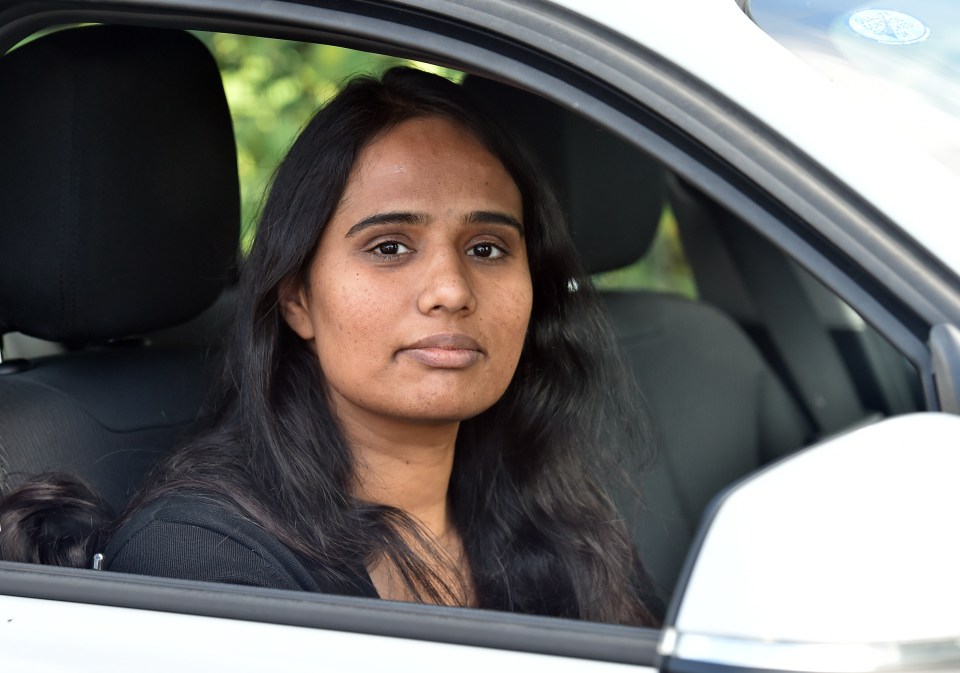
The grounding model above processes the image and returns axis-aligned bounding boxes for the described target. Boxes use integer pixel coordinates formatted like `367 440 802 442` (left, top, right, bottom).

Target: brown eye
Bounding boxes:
467 242 505 259
372 241 410 256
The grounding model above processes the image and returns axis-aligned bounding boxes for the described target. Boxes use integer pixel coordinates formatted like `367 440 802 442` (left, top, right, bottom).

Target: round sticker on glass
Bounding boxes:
848 9 930 45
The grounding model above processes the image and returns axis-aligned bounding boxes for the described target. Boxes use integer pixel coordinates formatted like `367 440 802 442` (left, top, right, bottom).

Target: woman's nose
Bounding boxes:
417 248 477 315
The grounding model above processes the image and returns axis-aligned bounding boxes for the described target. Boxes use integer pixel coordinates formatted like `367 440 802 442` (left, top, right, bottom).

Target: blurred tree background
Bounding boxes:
195 32 462 252
195 32 695 297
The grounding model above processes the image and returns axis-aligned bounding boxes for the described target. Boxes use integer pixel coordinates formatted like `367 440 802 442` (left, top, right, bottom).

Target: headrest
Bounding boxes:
463 76 665 273
0 25 239 342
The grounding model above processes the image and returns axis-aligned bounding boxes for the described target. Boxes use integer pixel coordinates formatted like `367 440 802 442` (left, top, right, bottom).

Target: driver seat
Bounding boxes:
0 25 239 511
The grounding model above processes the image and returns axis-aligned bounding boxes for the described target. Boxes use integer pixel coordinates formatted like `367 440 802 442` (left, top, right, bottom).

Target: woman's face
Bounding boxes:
282 116 533 427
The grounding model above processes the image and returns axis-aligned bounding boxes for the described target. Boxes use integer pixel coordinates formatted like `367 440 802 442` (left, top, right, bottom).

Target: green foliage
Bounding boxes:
194 32 462 250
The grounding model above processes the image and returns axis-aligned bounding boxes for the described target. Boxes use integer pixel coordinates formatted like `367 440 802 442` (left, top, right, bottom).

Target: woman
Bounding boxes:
0 67 658 625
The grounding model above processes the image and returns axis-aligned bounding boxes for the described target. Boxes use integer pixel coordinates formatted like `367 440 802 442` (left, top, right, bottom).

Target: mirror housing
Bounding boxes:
659 413 960 673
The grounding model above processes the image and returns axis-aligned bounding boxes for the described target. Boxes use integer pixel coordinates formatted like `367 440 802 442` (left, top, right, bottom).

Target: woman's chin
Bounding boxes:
390 402 493 426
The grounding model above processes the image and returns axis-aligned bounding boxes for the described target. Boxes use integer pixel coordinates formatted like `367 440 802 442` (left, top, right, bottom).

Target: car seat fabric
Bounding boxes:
0 25 237 341
464 76 811 596
667 176 871 435
0 26 239 510
602 292 809 590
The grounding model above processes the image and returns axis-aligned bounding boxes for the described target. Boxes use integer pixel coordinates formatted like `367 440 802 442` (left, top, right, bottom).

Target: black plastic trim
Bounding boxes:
0 562 660 664
930 323 960 413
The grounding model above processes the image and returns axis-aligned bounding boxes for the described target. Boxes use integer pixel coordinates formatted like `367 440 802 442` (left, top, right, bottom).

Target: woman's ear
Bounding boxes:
279 278 316 341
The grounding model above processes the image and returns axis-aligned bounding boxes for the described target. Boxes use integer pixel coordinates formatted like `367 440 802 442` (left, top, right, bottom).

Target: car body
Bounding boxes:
1 0 958 670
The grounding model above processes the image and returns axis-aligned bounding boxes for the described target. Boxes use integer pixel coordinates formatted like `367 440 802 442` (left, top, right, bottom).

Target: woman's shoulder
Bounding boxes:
103 492 321 591
109 491 259 538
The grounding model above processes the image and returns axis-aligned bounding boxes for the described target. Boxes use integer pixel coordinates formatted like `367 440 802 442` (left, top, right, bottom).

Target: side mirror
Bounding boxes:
659 413 960 673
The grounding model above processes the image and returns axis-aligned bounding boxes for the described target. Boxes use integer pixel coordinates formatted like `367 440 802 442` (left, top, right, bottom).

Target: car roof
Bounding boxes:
549 0 960 277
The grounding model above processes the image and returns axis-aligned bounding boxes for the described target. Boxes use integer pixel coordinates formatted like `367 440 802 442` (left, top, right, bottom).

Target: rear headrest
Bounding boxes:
0 25 239 342
463 76 665 273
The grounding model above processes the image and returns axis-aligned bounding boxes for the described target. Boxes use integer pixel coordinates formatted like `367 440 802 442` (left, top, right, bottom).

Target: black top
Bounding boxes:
104 493 666 623
103 493 378 597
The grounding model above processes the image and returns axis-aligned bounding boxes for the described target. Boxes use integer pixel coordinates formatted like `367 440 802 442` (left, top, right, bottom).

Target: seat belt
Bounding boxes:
718 218 869 436
668 175 869 437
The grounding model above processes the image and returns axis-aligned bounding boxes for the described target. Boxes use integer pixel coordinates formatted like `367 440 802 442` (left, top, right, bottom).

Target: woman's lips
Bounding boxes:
397 334 484 369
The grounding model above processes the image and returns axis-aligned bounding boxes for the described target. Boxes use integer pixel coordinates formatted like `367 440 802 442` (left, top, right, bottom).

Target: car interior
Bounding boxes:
0 22 924 609
0 25 239 510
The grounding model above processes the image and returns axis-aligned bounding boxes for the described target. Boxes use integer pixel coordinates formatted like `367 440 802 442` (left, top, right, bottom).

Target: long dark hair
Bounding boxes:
0 67 656 625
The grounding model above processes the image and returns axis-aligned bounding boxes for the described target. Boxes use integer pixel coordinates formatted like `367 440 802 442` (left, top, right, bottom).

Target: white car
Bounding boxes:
0 0 958 670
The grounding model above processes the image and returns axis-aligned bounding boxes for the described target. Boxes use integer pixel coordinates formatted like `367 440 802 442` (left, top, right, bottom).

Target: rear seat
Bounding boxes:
464 76 811 597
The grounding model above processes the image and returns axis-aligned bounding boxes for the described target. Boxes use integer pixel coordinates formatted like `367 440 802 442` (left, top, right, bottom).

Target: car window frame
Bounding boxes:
0 562 660 664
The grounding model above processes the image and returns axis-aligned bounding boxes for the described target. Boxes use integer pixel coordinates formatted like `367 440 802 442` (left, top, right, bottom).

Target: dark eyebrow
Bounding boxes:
344 209 524 238
464 210 524 235
345 211 428 237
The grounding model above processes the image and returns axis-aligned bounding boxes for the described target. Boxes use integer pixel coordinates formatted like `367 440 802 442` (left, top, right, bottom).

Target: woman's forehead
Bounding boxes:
357 117 498 173
332 117 522 222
